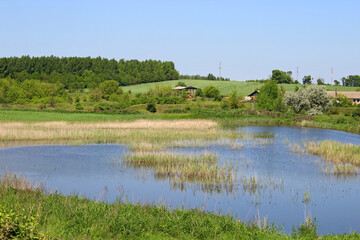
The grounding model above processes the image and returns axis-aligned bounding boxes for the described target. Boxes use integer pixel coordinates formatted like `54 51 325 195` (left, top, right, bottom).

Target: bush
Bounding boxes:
195 88 203 97
284 85 333 115
0 205 44 240
256 80 280 111
203 86 221 101
333 94 352 107
75 102 84 110
146 101 157 113
352 105 360 117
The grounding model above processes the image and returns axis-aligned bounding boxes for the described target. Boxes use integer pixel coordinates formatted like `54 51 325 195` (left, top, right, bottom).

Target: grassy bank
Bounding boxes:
1 175 359 240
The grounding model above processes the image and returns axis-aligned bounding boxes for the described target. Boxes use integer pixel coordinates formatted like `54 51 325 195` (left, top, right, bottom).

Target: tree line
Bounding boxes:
251 69 360 87
0 56 179 90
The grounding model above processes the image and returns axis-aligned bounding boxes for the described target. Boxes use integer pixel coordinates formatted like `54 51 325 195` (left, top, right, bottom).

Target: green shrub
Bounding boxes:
0 205 44 240
352 106 360 117
344 111 351 116
75 102 84 110
203 86 221 101
256 80 280 111
146 101 157 113
284 85 333 115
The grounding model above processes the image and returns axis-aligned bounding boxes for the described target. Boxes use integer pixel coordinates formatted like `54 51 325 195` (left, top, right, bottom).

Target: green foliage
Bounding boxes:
175 81 186 87
256 81 280 111
195 88 203 97
0 205 44 239
99 80 120 100
292 218 318 239
334 94 352 107
317 78 325 85
163 108 188 113
270 70 292 84
0 56 179 88
221 98 230 110
147 84 172 98
352 105 360 117
284 85 333 115
89 89 103 102
341 75 360 87
204 86 221 101
147 101 157 113
229 90 240 109
75 102 84 110
302 75 312 85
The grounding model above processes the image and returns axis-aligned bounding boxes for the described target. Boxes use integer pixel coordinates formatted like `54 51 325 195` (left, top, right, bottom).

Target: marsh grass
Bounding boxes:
124 152 218 167
0 172 45 191
124 151 238 189
289 141 360 176
306 141 360 166
241 175 285 195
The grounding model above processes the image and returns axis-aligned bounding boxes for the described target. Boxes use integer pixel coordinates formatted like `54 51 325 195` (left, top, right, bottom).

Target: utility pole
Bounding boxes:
296 66 299 82
331 67 334 85
219 62 222 81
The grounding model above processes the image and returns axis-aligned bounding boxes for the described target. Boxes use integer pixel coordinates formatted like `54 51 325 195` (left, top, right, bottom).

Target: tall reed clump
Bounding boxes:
307 140 360 176
124 151 238 188
307 140 360 166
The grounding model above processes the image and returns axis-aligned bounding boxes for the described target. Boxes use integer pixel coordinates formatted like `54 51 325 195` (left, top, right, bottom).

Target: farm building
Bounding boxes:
327 91 360 105
244 90 260 101
172 86 198 99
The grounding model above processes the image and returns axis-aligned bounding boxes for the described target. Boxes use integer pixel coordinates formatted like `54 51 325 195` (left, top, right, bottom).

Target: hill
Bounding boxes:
122 80 360 96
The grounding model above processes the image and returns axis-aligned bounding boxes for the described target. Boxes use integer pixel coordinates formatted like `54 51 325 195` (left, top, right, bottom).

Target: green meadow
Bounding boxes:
121 79 360 96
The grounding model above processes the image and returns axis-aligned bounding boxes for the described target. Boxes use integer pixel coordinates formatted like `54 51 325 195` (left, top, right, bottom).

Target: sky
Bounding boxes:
1 0 359 83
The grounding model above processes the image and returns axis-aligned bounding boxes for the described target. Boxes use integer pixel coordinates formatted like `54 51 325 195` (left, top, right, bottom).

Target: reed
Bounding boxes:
306 140 360 166
124 152 218 167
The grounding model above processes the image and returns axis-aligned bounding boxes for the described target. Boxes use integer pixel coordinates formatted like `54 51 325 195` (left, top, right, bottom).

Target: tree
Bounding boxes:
256 80 280 111
270 70 292 84
207 73 217 80
203 86 221 100
341 75 360 87
98 80 120 100
317 78 324 85
302 75 312 85
146 101 157 113
229 90 239 109
284 85 333 115
334 80 340 86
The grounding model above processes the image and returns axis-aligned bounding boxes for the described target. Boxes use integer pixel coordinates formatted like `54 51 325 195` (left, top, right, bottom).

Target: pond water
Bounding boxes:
0 126 359 235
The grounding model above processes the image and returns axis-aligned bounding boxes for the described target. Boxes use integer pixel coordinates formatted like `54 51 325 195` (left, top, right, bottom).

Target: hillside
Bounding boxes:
122 80 360 96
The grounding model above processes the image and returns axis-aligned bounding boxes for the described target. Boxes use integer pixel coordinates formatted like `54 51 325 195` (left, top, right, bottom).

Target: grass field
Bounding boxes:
121 79 360 96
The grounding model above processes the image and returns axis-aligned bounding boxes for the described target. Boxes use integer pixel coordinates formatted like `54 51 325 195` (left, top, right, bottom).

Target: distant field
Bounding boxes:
122 79 359 96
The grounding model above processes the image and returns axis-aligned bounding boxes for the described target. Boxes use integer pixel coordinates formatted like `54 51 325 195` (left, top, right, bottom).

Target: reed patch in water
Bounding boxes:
306 140 360 166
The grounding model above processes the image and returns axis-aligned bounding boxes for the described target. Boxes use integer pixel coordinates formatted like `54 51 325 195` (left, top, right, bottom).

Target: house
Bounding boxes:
244 90 260 101
327 91 360 105
172 86 198 99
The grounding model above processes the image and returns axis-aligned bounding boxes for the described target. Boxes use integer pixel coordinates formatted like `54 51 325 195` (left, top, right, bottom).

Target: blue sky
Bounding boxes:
1 0 359 83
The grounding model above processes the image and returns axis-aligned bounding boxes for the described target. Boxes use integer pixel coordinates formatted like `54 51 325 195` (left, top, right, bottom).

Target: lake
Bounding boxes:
0 126 359 234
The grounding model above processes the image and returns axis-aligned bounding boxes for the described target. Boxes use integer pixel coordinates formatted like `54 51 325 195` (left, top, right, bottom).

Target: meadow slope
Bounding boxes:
121 79 359 96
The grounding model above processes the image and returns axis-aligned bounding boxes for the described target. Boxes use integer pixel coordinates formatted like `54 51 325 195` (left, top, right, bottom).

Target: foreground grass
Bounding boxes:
1 178 359 240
